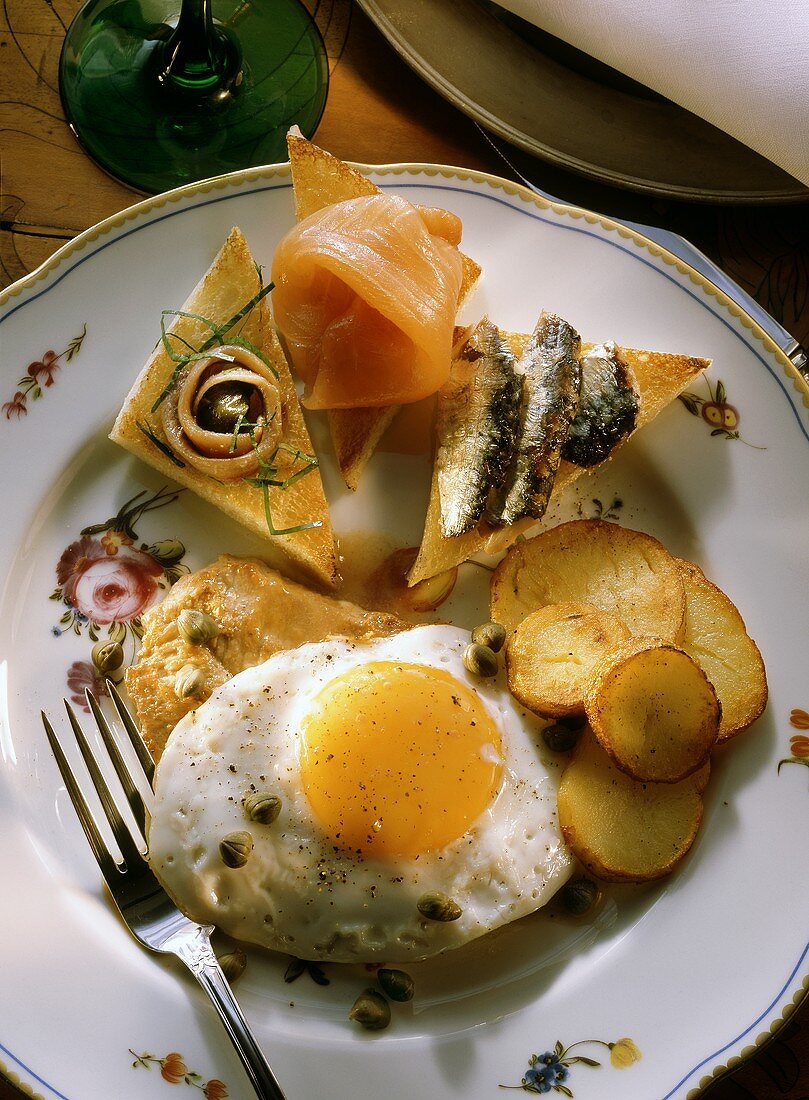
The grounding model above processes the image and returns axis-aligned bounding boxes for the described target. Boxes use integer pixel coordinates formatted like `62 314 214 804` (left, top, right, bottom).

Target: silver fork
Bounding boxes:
41 681 287 1100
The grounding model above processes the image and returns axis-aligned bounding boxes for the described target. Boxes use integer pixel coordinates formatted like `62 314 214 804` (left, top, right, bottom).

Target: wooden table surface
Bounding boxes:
0 2 806 1099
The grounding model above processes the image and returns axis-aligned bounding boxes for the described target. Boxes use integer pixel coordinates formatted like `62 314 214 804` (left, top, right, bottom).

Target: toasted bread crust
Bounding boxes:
408 341 710 585
110 227 338 589
286 132 481 490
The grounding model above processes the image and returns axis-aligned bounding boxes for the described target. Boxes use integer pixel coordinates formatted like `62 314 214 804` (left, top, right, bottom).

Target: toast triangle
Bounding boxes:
408 337 710 585
286 131 481 490
110 226 339 589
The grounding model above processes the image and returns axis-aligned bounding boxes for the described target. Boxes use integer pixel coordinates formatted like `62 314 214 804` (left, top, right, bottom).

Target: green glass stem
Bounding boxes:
159 0 239 93
59 0 329 194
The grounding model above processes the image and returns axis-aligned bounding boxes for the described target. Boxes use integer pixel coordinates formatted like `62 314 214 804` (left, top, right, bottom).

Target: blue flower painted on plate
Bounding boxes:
501 1038 641 1096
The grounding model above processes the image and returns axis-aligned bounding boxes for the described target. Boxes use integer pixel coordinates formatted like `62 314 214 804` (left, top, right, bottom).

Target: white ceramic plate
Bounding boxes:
0 163 807 1100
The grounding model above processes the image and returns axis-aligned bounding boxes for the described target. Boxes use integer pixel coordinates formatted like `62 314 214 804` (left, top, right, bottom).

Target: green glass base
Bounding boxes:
60 0 329 194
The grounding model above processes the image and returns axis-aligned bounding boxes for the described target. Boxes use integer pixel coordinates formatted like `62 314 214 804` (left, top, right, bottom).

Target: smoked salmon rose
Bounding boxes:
272 193 464 410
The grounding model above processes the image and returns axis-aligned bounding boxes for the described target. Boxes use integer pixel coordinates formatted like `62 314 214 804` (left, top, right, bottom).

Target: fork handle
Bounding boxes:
174 931 288 1100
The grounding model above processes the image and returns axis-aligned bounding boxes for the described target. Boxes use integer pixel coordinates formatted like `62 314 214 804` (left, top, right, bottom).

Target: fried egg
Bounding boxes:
148 625 573 963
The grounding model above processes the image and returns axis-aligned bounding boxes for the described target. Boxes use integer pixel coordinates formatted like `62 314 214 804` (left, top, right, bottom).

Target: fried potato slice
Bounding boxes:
585 636 720 782
676 559 767 742
557 728 705 882
505 602 631 718
490 519 686 640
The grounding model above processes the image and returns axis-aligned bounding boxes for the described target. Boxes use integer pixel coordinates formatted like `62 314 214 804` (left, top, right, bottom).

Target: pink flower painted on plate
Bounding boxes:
2 391 27 419
57 537 163 625
66 660 107 712
50 486 188 706
27 349 60 387
3 326 87 419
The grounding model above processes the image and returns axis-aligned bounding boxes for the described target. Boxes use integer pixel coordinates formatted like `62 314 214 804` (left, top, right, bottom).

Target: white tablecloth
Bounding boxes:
496 0 809 186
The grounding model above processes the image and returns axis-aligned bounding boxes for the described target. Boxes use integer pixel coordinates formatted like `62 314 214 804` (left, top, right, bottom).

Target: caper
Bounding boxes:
307 962 329 987
91 639 124 676
219 831 253 868
284 957 306 983
196 380 254 434
349 988 391 1031
462 642 498 678
217 947 247 982
560 877 599 916
542 721 583 753
178 608 220 645
244 791 282 826
377 968 414 1002
174 664 206 700
417 891 462 922
471 622 506 653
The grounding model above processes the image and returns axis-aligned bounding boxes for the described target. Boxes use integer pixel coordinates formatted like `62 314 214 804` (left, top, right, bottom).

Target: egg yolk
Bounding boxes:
299 661 503 858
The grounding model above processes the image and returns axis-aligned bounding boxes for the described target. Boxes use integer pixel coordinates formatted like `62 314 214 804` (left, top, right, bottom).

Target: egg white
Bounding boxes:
148 624 573 963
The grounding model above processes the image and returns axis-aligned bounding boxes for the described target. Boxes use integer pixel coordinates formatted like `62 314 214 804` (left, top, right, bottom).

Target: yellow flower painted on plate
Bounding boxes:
501 1036 642 1093
610 1037 642 1068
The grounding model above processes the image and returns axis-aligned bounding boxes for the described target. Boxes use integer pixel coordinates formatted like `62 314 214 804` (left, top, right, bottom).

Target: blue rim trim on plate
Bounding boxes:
1 163 807 1100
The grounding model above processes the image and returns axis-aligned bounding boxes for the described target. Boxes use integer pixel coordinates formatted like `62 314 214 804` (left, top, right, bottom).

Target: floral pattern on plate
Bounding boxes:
50 485 188 708
131 1050 227 1097
2 325 87 419
778 709 809 778
501 1038 641 1095
677 375 764 448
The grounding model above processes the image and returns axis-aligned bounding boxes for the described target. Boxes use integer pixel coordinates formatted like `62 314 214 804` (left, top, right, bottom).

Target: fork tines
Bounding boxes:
42 682 154 879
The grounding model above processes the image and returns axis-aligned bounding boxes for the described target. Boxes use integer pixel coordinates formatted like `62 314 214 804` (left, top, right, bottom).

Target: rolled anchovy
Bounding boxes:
562 342 639 467
489 312 581 527
436 318 523 538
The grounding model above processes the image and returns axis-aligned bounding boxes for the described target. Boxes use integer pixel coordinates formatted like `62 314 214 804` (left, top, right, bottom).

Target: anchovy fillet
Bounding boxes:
562 342 639 468
436 319 523 537
489 312 581 527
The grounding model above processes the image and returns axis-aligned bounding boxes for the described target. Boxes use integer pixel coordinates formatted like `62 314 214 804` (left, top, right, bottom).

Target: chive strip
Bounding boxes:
162 308 222 341
228 416 262 453
259 482 323 535
244 440 322 535
278 442 318 466
222 334 279 379
151 283 278 413
278 460 319 490
202 281 274 350
136 421 186 467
